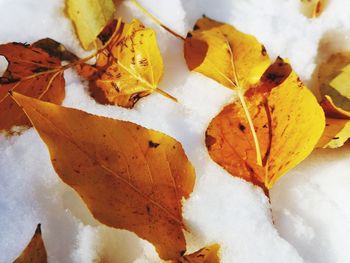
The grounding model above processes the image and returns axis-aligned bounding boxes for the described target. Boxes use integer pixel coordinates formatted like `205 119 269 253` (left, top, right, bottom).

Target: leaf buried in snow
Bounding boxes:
10 92 195 260
173 244 220 263
206 58 325 192
174 244 220 263
317 96 350 148
13 224 47 263
317 52 350 111
0 41 65 134
184 17 271 91
300 0 326 18
83 19 168 108
66 0 116 50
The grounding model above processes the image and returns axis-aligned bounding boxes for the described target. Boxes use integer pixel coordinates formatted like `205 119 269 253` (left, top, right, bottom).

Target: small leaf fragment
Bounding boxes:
82 19 169 108
13 224 47 263
184 17 271 90
66 0 116 50
317 52 350 111
206 58 325 191
174 244 220 263
300 0 326 18
10 92 195 260
0 41 65 133
318 96 350 148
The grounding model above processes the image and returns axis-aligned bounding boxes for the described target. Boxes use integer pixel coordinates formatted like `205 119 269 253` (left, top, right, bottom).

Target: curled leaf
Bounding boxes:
300 0 326 18
317 52 350 111
174 244 220 263
206 58 325 192
0 40 65 133
13 224 47 263
11 92 195 260
66 0 116 50
184 17 270 91
317 96 350 148
80 19 174 108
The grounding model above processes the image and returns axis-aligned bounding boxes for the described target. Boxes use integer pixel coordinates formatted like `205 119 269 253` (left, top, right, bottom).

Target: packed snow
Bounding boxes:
1 0 350 262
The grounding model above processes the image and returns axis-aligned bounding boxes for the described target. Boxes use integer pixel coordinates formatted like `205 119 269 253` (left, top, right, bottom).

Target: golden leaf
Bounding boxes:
206 58 325 192
317 96 350 148
0 41 65 134
184 17 270 90
81 19 174 108
174 244 220 263
11 92 195 260
66 0 116 50
317 52 350 111
13 224 47 263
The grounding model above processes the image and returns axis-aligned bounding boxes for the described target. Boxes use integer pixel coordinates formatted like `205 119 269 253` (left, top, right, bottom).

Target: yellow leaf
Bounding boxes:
300 0 326 18
184 17 270 90
66 0 116 50
10 92 195 260
317 96 350 148
13 224 47 263
317 117 350 148
84 19 174 108
317 52 350 112
174 244 220 263
206 58 325 192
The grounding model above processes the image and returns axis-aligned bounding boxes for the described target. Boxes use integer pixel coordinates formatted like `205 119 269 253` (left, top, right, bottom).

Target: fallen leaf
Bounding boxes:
81 19 174 108
300 0 326 18
66 0 116 50
184 17 271 166
317 52 350 111
13 224 47 263
317 96 350 148
174 244 220 263
206 58 325 192
0 41 65 133
184 17 270 91
11 92 195 260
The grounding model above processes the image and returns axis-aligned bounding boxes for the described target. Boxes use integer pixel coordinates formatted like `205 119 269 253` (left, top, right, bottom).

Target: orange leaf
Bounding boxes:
0 40 65 134
206 58 325 192
13 224 47 263
174 244 220 263
10 92 195 260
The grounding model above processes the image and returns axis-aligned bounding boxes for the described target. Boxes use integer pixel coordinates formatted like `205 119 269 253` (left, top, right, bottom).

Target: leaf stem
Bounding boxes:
237 90 263 166
156 88 178 102
130 0 185 40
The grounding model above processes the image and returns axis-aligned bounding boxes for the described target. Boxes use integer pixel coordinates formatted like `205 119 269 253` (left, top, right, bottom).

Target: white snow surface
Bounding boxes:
1 0 350 262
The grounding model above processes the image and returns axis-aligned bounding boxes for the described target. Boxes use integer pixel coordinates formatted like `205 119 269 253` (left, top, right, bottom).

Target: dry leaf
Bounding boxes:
66 0 116 50
206 58 325 192
81 19 172 108
184 17 270 91
174 244 220 263
13 224 47 263
316 53 350 148
300 0 326 18
317 52 350 111
10 92 195 260
0 41 65 133
317 96 350 148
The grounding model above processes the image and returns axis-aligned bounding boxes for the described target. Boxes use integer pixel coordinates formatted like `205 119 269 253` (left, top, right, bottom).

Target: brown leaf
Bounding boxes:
174 244 220 263
0 40 65 133
10 92 195 260
206 58 325 192
13 224 47 263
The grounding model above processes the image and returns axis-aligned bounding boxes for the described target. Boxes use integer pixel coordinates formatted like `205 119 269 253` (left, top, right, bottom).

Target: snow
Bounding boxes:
0 0 350 262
